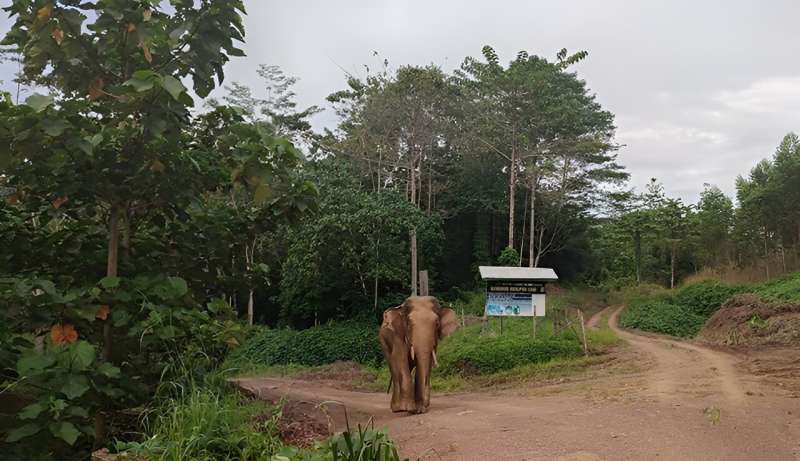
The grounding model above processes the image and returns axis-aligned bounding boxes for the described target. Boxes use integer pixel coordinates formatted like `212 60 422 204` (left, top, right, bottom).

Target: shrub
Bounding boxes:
277 423 407 461
751 272 800 303
496 246 520 266
119 384 283 461
447 288 486 316
671 281 744 316
227 321 383 369
437 325 582 375
620 299 707 337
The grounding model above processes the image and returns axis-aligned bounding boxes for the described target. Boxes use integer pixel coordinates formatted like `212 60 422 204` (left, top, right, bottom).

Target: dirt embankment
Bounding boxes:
697 294 800 395
699 294 800 347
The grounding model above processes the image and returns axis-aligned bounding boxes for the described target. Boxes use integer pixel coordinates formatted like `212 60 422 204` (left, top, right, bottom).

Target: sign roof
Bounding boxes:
478 266 559 281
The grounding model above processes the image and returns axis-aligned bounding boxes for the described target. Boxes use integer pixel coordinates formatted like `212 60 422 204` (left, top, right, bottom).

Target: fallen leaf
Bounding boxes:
88 78 105 100
52 196 68 209
127 23 136 32
96 305 110 320
6 194 19 205
37 4 52 21
51 323 79 345
149 159 165 173
141 43 152 64
52 28 64 45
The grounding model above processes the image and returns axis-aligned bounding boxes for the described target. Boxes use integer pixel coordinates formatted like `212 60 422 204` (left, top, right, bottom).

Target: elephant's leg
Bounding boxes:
394 347 414 412
380 328 414 412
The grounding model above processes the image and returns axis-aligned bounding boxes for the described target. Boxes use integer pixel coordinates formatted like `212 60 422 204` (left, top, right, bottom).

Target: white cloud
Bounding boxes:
715 77 800 114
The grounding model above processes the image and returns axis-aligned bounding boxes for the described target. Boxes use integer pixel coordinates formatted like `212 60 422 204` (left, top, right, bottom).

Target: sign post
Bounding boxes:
478 266 558 336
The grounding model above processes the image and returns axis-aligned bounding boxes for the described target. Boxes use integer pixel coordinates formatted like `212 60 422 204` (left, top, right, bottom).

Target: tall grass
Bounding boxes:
119 382 283 461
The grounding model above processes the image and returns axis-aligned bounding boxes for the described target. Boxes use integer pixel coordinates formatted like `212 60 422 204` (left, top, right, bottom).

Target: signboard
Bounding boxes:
485 281 546 317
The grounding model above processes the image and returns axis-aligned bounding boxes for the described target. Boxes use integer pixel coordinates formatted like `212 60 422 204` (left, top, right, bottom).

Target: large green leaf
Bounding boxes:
18 402 46 420
41 118 71 136
97 362 121 378
50 421 80 445
161 75 186 100
17 352 57 375
123 74 156 92
25 93 53 112
5 423 40 442
71 341 96 371
99 276 121 289
61 375 90 399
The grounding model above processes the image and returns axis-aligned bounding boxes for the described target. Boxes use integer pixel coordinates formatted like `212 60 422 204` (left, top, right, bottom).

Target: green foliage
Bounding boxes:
620 299 707 337
118 384 283 461
496 246 520 267
119 377 406 461
0 275 244 455
276 423 406 461
227 322 383 369
670 281 745 316
279 160 442 326
437 322 582 375
448 288 487 316
751 272 800 302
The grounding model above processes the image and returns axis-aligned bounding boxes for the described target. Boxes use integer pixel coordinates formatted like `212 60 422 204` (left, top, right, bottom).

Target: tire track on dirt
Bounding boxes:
608 306 746 403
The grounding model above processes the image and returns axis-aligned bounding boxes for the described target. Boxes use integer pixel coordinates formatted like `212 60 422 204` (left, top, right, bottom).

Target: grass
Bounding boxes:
119 383 283 461
617 271 800 338
234 297 622 394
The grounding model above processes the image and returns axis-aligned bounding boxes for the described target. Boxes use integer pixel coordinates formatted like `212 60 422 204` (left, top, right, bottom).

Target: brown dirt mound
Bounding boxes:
295 361 378 390
699 294 800 347
274 401 332 448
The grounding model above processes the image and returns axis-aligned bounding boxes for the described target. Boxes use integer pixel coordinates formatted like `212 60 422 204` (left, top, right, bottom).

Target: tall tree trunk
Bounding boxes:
670 241 677 289
519 188 528 267
427 156 433 213
507 148 516 249
96 204 121 445
528 175 537 267
245 238 256 326
410 230 418 296
247 289 254 326
103 206 120 361
410 151 418 295
764 227 770 280
634 230 642 284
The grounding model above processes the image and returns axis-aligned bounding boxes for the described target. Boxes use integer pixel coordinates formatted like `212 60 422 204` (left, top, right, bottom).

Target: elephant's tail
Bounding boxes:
386 375 392 394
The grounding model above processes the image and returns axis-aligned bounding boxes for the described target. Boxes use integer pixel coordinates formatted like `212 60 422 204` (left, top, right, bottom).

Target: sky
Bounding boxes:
3 0 800 203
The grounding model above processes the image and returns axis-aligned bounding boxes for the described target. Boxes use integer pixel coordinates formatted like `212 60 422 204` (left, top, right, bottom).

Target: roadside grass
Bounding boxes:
616 271 800 338
231 304 622 394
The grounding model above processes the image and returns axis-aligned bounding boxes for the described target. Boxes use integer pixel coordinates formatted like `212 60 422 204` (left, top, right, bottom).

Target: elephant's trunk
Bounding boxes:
412 345 434 413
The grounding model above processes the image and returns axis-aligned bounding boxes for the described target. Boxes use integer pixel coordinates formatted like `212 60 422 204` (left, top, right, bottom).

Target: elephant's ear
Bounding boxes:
438 308 459 339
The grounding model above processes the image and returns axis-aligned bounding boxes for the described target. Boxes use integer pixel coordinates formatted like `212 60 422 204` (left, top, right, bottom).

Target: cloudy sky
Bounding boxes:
3 0 800 202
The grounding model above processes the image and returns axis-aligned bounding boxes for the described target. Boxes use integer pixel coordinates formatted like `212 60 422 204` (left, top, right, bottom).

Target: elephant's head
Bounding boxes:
379 295 458 413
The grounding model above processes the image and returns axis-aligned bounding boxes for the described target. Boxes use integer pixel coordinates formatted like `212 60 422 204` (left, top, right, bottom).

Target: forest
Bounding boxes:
1 1 799 460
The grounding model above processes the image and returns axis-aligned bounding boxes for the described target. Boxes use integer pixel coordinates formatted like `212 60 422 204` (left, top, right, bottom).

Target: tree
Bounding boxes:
0 0 315 448
279 160 442 326
326 64 454 293
454 46 625 266
694 184 734 268
210 64 321 146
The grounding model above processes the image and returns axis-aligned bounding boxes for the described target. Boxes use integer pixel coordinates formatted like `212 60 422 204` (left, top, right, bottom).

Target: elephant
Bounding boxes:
379 296 458 413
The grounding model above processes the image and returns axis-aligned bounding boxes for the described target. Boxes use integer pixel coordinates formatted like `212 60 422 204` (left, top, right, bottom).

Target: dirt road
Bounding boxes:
239 307 800 460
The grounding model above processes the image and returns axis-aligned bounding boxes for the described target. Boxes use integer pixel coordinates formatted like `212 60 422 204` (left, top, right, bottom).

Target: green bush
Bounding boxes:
620 299 707 337
277 423 407 461
438 325 582 375
752 272 800 302
448 288 486 316
671 281 744 316
119 384 283 461
228 321 383 368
